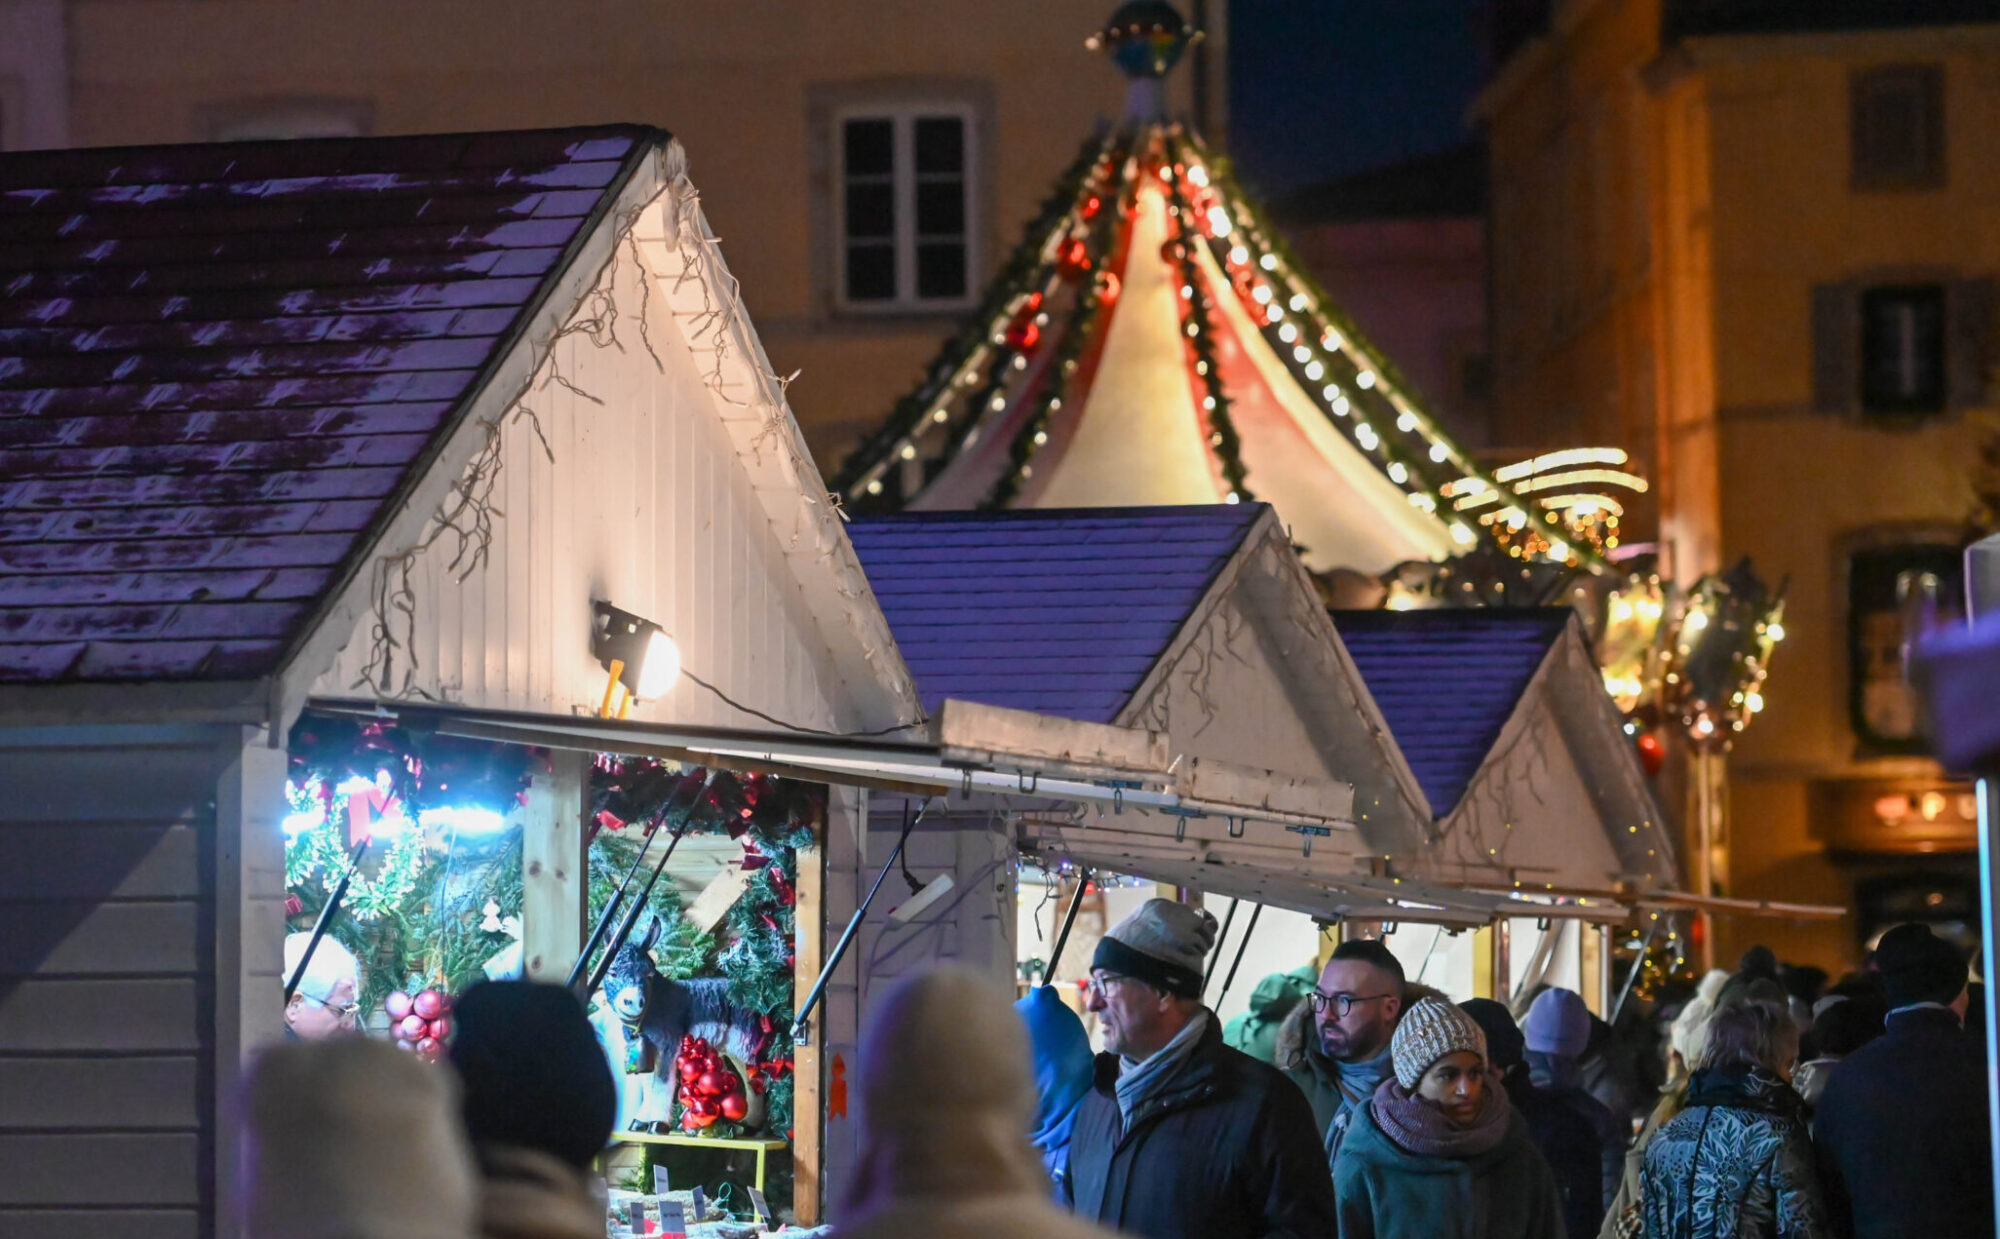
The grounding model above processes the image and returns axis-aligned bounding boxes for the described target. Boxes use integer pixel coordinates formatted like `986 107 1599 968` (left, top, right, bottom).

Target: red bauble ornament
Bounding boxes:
1082 194 1103 221
427 1016 451 1041
412 990 446 1020
1636 731 1666 777
1004 318 1041 353
681 1111 703 1133
678 1060 702 1084
399 1014 429 1041
696 1070 728 1097
384 991 413 1020
1057 237 1092 282
719 1093 749 1123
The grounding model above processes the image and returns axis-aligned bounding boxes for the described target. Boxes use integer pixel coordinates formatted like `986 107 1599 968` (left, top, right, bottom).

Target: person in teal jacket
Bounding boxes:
1334 997 1564 1239
1222 964 1316 1065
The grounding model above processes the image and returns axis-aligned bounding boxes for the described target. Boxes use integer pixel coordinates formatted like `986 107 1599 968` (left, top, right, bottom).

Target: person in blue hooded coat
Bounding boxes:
1014 983 1095 1191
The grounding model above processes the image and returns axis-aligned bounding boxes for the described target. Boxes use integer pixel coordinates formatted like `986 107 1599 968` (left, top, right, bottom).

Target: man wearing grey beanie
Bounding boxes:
1056 899 1336 1239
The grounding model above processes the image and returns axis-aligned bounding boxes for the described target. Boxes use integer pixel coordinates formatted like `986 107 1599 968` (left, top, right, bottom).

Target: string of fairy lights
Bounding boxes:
1162 146 1252 502
984 136 1132 507
1167 129 1612 570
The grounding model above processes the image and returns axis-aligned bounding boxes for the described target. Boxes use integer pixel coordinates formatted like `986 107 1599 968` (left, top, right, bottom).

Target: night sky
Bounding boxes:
1228 0 1487 198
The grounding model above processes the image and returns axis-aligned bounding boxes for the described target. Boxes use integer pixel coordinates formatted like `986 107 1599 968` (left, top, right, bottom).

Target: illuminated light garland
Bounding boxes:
1163 154 1253 500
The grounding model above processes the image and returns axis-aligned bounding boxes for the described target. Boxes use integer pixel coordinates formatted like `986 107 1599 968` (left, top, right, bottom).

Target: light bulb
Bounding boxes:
636 630 682 700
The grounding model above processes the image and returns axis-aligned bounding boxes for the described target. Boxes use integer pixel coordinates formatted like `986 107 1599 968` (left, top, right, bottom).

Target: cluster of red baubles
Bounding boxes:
675 1035 756 1131
385 988 452 1062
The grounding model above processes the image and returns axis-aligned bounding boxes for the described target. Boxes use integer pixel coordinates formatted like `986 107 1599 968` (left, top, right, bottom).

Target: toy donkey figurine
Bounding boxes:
593 916 766 1132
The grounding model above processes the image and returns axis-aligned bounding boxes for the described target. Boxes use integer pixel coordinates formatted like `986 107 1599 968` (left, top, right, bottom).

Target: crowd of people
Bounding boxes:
247 906 1995 1239
1019 900 1995 1239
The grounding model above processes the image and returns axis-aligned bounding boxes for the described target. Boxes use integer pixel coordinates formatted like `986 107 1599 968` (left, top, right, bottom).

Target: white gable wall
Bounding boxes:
1431 660 1630 889
310 152 919 737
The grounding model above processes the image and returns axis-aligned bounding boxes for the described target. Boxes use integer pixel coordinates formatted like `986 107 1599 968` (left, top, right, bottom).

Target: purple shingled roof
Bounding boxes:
847 505 1266 723
0 126 654 682
1329 608 1571 818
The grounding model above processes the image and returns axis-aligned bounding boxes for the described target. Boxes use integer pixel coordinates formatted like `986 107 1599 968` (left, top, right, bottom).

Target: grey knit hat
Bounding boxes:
1390 996 1488 1090
1092 898 1218 998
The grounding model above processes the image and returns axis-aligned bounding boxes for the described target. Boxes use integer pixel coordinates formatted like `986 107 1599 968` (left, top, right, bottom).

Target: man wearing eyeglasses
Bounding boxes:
283 932 365 1041
1276 938 1435 1167
1057 899 1334 1239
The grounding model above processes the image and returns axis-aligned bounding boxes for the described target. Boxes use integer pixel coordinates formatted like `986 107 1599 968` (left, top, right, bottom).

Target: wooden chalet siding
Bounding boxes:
0 729 236 1239
312 223 847 735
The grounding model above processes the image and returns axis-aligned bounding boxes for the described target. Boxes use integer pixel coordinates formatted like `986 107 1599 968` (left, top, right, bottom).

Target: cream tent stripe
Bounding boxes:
1032 182 1220 508
1191 222 1454 572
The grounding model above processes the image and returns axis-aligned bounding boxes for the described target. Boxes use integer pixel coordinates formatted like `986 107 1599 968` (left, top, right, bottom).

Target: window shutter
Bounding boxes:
1812 283 1859 414
1949 277 1997 409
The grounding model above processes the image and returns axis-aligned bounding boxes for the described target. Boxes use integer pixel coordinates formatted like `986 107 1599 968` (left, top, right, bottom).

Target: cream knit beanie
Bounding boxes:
243 1037 477 1239
1390 996 1489 1090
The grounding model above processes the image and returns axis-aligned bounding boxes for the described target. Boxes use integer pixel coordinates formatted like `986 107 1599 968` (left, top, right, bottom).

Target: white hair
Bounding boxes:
284 933 361 1004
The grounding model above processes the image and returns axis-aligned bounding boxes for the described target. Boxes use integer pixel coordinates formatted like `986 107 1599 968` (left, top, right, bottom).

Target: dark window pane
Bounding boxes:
1860 284 1946 415
844 182 895 240
915 179 965 236
846 243 896 301
1851 65 1944 190
843 118 894 176
916 242 967 300
914 117 963 174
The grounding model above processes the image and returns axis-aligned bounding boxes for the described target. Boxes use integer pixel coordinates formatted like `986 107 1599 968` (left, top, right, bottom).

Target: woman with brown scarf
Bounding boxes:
1334 997 1565 1239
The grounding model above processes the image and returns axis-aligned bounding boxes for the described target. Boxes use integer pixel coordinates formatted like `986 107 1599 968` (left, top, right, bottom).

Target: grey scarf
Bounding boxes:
1115 1010 1211 1124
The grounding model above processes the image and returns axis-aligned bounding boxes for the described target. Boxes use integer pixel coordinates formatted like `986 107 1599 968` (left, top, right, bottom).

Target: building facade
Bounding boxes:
25 0 1226 466
1478 0 2000 969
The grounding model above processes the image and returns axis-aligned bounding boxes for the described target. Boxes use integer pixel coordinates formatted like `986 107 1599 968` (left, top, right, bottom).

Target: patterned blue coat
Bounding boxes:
1638 1065 1830 1239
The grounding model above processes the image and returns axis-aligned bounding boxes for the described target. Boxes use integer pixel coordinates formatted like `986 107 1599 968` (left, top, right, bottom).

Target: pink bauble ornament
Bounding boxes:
416 1036 439 1055
427 1016 451 1041
399 1014 428 1041
384 990 413 1020
412 989 445 1020
394 1038 417 1052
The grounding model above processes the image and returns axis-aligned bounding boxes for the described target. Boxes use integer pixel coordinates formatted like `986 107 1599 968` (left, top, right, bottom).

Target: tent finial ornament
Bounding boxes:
1085 1 1201 80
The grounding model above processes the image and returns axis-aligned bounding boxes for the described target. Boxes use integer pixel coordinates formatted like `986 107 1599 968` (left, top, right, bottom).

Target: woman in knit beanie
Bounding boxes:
1333 997 1564 1239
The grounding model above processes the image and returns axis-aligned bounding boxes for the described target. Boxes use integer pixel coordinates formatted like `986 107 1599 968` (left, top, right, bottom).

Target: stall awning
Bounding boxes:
306 696 1358 833
1019 816 1632 930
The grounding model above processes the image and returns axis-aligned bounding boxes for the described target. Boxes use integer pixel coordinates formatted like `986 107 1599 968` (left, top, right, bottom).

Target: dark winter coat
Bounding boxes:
1639 1064 1829 1239
1332 1096 1566 1239
1812 1006 1995 1239
1525 1053 1626 1239
1058 1013 1336 1239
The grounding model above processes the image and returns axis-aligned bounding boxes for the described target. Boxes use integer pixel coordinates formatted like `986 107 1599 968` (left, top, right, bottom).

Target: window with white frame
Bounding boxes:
836 107 975 311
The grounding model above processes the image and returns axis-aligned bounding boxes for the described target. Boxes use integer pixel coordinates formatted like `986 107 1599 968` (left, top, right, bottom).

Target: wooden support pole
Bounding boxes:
792 831 826 1226
1472 925 1497 1001
522 750 588 984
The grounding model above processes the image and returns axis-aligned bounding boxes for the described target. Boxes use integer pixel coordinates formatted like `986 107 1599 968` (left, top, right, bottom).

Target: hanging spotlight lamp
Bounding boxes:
591 601 683 717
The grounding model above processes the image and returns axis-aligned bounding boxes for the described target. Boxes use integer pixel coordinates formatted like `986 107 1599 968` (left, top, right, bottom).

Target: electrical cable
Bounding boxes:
681 667 926 739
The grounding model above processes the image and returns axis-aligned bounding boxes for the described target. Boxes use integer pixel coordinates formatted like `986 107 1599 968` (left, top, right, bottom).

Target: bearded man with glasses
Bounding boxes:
1276 937 1442 1169
1056 899 1334 1239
